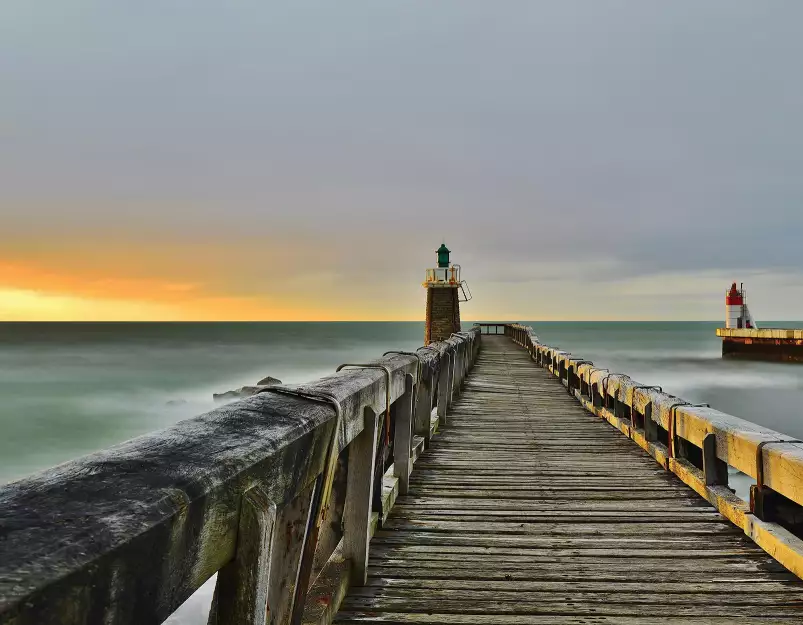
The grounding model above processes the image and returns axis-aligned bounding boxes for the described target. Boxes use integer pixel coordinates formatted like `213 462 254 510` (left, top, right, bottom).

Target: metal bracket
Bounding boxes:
632 385 663 394
569 360 593 375
622 385 661 435
584 368 609 407
336 364 393 444
565 360 592 395
666 401 691 460
257 386 343 519
600 374 616 407
667 402 709 460
383 351 424 386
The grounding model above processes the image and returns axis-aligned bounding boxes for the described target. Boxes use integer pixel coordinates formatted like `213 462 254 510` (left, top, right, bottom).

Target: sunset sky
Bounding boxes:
3 2 803 321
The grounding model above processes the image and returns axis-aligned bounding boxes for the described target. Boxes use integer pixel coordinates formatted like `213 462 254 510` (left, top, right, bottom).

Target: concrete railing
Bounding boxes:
505 323 803 579
0 328 481 625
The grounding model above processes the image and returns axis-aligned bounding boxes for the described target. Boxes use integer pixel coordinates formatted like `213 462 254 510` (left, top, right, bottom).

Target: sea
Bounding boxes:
3 320 803 623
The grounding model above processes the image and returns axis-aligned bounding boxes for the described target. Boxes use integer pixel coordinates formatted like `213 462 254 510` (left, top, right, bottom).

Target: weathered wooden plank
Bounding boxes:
392 497 713 510
347 586 803 605
340 596 803 617
406 488 698 500
380 518 740 536
385 510 727 522
366 561 792 577
370 532 765 549
369 545 770 559
361 577 803 593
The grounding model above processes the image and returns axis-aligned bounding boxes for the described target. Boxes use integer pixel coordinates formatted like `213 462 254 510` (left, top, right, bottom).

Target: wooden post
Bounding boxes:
343 408 379 586
267 481 316 625
208 487 276 625
453 342 464 394
703 433 729 486
644 404 658 442
437 352 451 425
448 346 458 404
210 478 318 625
414 367 434 447
394 376 415 495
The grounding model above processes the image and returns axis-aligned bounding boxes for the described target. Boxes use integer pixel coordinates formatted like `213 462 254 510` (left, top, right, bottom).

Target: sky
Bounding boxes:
2 1 802 321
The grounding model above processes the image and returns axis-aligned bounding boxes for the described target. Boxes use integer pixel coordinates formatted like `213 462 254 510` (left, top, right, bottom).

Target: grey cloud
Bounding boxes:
2 1 803 317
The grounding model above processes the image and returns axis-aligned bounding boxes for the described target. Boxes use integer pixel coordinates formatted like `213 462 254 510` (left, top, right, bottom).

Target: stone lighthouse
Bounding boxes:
423 243 469 344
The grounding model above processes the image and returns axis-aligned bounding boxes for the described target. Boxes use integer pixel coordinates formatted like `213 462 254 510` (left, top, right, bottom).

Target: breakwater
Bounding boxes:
718 327 803 362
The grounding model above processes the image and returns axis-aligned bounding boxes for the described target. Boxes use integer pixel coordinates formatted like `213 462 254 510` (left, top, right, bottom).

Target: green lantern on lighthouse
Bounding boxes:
436 243 451 268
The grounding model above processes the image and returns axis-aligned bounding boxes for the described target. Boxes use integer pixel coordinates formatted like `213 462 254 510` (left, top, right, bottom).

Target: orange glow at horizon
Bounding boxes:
0 259 425 321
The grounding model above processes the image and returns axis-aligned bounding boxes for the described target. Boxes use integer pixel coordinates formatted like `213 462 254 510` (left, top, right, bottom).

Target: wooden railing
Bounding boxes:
505 322 803 579
0 328 481 625
473 323 508 335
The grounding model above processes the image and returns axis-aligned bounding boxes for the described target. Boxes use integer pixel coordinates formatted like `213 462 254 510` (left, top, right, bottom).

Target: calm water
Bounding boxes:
0 322 426 484
3 320 803 484
4 320 803 624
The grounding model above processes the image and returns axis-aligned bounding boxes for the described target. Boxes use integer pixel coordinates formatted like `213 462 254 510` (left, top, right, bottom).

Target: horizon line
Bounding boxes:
0 319 736 324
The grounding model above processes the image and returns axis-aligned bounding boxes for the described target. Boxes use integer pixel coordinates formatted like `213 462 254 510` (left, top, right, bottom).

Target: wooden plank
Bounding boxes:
347 586 803 605
361 577 803 593
368 545 768 559
340 596 803 617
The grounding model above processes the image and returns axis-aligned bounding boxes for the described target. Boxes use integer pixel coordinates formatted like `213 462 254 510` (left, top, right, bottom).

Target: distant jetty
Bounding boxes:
717 282 803 362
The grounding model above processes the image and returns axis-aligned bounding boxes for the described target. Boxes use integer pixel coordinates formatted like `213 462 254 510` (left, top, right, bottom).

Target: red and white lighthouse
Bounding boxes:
725 283 758 329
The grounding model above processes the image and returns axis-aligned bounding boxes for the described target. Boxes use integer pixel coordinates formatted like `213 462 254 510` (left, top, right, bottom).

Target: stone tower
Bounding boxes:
423 243 463 345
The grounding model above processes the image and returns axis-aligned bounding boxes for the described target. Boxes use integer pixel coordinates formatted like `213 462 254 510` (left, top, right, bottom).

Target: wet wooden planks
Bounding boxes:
335 336 803 623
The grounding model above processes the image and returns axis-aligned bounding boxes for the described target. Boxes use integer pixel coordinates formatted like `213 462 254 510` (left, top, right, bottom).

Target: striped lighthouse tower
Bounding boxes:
725 283 758 329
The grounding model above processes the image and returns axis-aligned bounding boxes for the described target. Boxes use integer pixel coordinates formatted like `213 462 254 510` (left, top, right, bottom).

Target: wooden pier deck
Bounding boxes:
335 335 803 623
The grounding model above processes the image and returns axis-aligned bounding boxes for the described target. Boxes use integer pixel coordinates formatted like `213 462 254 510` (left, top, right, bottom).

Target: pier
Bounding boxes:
717 327 803 362
4 324 803 623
